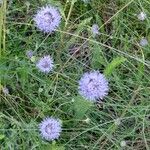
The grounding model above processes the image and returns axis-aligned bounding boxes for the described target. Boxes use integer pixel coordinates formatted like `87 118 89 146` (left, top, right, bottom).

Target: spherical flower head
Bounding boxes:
137 12 147 21
26 50 34 58
91 24 99 36
34 5 61 33
140 38 148 46
78 71 109 101
39 117 62 141
36 55 54 73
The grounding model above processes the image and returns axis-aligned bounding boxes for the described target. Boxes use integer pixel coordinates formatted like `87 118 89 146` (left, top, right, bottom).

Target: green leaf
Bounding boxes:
51 145 65 150
104 57 126 77
0 134 5 140
40 143 65 150
74 96 93 119
136 61 145 81
17 66 28 87
91 44 105 69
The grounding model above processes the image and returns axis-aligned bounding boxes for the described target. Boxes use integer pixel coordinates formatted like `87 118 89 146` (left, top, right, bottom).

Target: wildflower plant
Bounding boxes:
34 5 61 33
3 0 150 149
39 117 62 141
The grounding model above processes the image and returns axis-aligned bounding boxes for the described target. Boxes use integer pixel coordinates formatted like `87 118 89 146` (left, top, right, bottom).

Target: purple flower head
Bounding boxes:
39 117 62 141
78 71 109 101
26 50 34 58
34 5 61 33
91 24 99 36
36 55 54 73
140 38 148 46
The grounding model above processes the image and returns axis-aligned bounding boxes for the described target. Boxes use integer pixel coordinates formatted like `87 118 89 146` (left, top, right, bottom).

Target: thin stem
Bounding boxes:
65 0 75 28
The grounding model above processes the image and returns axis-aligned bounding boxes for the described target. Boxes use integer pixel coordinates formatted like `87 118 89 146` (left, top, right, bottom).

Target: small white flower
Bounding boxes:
71 98 75 102
84 118 90 123
120 141 126 147
137 12 147 21
114 118 121 126
140 38 148 46
66 91 70 96
38 88 43 93
2 87 9 95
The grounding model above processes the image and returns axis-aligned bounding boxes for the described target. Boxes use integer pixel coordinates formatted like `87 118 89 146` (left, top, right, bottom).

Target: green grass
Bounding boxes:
0 0 150 149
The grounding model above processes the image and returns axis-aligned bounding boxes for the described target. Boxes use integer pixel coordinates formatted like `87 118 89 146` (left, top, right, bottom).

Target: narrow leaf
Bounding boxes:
91 44 105 69
0 134 5 140
104 57 126 76
74 96 92 119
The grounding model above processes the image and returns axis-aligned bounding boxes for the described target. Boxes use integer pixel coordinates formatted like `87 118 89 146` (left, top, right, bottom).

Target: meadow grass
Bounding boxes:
0 0 150 149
